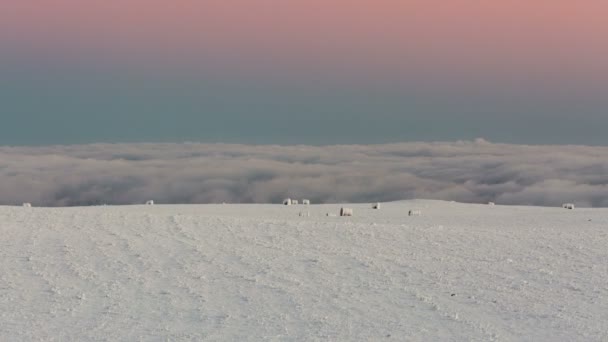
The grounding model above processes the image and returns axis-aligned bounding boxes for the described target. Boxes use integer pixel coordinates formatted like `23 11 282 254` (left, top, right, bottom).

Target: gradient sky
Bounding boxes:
1 1 607 145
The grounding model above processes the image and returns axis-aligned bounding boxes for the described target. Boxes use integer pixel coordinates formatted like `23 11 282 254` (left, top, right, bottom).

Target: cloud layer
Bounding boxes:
2 141 608 207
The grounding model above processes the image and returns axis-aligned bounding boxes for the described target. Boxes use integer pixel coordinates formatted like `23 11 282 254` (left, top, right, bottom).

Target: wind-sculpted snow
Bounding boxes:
2 140 608 206
1 201 607 341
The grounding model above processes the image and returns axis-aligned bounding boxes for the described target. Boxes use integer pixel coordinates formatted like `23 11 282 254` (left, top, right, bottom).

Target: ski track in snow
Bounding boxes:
1 200 607 341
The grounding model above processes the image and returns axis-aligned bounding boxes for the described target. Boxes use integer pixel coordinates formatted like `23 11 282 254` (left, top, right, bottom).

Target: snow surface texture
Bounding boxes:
1 200 607 341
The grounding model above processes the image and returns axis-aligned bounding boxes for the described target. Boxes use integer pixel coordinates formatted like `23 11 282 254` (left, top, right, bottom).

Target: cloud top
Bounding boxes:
2 141 608 207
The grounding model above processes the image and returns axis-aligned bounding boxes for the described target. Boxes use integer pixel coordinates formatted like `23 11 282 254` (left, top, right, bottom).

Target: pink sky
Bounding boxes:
1 1 607 86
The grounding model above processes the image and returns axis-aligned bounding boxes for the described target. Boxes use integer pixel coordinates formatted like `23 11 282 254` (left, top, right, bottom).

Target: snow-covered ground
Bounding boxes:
1 200 607 341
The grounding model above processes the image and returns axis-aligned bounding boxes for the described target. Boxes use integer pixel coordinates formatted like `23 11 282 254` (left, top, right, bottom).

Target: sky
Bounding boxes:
1 1 607 145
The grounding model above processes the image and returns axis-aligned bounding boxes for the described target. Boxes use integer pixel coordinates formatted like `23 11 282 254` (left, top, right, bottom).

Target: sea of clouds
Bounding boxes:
2 140 608 207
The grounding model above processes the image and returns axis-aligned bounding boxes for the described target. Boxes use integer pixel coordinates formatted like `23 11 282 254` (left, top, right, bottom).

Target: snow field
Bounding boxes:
1 201 607 341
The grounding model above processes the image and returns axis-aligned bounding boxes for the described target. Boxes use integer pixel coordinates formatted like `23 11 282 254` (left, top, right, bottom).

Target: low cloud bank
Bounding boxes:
2 140 608 207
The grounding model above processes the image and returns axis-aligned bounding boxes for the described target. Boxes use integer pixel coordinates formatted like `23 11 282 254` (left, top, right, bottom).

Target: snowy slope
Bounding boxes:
1 201 607 341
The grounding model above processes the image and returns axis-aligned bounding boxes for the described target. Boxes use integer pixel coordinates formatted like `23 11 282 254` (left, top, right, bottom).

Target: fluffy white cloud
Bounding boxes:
1 141 607 207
